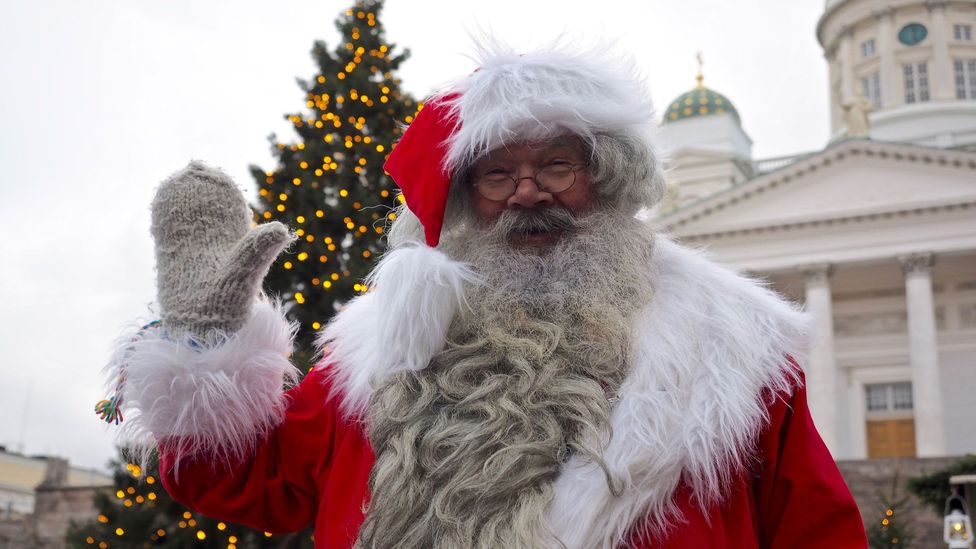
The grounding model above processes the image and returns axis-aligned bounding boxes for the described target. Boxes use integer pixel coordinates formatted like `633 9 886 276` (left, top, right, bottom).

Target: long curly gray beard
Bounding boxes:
355 208 656 549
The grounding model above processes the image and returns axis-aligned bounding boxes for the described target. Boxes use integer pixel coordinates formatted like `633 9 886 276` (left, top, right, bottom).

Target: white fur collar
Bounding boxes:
318 237 810 547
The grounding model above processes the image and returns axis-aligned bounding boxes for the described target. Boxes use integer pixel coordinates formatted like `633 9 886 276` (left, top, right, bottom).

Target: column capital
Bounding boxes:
926 0 948 12
898 252 935 276
801 263 835 284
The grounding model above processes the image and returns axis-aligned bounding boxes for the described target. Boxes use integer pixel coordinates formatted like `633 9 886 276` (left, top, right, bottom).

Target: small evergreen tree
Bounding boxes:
253 0 418 352
865 497 913 548
65 452 312 548
866 469 914 548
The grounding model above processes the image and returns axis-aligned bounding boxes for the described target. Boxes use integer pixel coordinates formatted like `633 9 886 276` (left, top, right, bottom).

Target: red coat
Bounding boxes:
160 365 866 548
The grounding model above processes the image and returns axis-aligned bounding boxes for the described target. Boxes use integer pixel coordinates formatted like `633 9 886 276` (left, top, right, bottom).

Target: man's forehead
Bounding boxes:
482 136 585 160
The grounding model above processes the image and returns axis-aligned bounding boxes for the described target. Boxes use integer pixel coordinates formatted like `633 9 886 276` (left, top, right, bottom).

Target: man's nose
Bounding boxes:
506 170 554 210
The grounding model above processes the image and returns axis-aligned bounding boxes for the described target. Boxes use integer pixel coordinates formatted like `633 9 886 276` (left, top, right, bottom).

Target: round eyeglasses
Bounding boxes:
472 163 587 201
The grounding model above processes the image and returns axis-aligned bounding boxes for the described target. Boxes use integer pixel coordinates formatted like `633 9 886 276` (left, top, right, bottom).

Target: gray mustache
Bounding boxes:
491 208 578 237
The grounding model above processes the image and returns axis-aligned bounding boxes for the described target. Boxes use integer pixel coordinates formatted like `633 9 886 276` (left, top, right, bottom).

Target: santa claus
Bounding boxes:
108 44 867 548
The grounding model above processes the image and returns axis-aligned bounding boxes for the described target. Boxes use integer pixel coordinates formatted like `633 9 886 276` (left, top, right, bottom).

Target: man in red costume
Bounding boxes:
109 45 867 548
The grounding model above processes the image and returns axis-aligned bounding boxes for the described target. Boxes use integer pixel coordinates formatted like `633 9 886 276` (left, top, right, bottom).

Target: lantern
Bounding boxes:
945 492 974 549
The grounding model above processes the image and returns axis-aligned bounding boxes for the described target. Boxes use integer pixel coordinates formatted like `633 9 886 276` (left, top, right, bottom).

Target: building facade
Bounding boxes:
655 0 976 461
0 448 111 548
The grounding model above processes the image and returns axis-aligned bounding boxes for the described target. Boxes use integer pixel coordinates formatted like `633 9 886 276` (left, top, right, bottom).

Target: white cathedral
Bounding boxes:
653 0 976 461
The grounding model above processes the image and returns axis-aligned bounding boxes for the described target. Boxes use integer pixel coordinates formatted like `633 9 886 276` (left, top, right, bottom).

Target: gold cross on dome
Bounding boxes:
696 51 704 88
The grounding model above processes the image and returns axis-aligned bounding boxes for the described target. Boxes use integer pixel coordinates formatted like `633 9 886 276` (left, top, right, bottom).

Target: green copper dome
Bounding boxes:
663 82 740 125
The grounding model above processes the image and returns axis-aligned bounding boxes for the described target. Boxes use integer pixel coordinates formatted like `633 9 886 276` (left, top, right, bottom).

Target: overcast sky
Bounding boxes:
0 0 830 472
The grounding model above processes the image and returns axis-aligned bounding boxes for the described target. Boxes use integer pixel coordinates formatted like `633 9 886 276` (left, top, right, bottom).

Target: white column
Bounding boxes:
928 0 954 101
802 263 838 453
899 252 947 456
876 8 899 108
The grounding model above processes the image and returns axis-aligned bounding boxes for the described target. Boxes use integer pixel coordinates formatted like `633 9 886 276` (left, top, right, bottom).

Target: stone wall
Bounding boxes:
838 456 963 549
0 485 108 549
30 485 108 549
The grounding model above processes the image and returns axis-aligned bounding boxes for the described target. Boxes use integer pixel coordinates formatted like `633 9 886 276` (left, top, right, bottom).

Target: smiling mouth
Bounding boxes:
510 228 564 246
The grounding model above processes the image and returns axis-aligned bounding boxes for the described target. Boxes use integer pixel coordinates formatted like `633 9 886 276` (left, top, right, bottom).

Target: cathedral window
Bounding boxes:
860 39 876 58
903 62 930 103
955 59 976 99
862 73 881 108
954 24 972 41
866 382 914 412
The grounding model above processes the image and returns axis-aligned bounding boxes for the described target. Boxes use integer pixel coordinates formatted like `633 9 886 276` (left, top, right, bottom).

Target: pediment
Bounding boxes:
656 140 976 237
666 147 740 166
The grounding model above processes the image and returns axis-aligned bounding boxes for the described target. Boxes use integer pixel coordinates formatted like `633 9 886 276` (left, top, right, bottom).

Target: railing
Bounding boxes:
752 151 815 175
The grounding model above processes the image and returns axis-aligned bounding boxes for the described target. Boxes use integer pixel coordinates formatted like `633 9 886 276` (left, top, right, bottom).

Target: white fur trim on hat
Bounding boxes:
436 41 657 172
107 300 300 468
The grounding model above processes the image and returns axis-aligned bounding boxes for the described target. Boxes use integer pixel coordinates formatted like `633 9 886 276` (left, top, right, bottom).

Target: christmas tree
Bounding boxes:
866 472 914 548
65 453 313 548
253 0 418 352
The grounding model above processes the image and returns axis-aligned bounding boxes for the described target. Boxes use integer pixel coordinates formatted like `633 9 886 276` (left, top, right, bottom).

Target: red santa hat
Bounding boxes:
383 44 656 247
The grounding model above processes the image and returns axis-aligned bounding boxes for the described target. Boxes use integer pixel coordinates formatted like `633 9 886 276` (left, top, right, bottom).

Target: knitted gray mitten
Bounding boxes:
150 161 295 339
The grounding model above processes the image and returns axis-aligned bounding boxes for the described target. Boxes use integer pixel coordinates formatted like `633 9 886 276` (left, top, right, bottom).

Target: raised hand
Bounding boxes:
150 161 295 340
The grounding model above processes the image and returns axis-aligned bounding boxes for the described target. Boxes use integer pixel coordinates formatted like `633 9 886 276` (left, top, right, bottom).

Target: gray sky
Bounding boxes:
0 0 830 472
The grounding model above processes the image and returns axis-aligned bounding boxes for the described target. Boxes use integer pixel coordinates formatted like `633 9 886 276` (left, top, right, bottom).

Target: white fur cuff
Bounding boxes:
108 300 299 465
